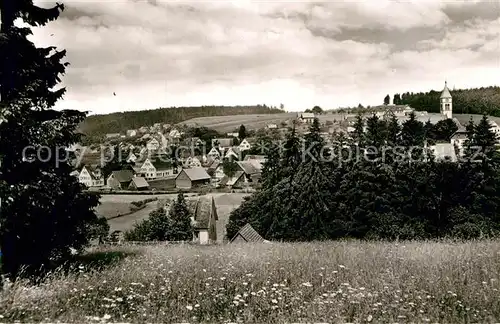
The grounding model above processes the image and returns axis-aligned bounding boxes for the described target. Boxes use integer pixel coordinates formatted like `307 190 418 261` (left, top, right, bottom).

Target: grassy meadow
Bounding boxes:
1 240 500 323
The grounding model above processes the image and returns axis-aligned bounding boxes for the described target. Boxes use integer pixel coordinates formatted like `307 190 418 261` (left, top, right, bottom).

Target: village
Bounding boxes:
71 81 500 195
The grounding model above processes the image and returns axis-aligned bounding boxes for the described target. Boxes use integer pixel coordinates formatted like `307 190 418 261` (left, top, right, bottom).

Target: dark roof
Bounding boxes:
230 223 264 243
207 160 220 172
111 170 134 183
152 160 172 170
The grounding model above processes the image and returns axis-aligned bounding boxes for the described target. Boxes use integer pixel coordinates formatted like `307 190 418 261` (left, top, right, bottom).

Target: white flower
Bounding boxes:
367 314 373 322
103 314 111 320
302 282 313 287
271 299 278 304
186 305 193 311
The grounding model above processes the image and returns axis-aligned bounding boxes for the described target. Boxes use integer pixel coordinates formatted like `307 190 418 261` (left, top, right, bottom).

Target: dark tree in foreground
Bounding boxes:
168 193 192 241
384 94 390 105
0 0 101 279
238 124 246 140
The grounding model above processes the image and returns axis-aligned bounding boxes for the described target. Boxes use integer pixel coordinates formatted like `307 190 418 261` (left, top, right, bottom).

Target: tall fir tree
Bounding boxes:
0 0 100 278
168 193 192 241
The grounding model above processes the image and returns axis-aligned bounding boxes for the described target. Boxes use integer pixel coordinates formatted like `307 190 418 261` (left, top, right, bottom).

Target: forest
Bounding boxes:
393 86 500 115
78 105 283 136
227 113 500 241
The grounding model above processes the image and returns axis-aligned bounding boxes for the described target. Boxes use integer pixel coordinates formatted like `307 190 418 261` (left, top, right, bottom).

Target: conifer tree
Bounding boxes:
0 0 100 278
387 114 401 147
168 193 192 241
352 113 365 146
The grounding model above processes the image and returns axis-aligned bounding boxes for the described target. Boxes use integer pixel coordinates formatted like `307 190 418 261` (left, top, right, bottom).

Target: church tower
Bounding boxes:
440 81 452 119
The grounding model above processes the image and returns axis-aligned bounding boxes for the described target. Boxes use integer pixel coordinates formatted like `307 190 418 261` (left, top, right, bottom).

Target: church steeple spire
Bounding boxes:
440 80 452 119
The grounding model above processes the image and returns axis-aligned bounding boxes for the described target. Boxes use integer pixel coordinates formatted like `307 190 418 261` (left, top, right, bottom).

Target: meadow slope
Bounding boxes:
1 240 500 323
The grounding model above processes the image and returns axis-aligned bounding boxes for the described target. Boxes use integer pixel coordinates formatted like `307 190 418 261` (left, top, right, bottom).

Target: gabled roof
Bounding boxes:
130 176 149 188
301 113 315 119
207 160 221 172
237 161 261 175
230 223 264 243
220 171 245 186
110 170 134 183
180 167 211 181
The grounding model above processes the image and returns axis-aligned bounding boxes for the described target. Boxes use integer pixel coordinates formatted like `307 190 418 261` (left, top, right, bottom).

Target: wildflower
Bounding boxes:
271 299 278 304
302 282 313 287
367 315 373 322
186 305 193 311
103 314 111 320
339 265 346 269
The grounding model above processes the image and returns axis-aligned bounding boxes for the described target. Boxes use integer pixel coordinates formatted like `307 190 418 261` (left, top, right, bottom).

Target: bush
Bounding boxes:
124 208 170 241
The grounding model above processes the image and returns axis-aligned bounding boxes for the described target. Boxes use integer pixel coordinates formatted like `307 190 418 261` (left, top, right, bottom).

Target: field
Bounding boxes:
98 193 249 240
2 240 500 322
176 112 500 133
177 113 297 132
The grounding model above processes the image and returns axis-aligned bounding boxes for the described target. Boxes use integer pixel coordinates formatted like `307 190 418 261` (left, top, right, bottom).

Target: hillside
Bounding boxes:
78 105 284 136
393 86 500 115
177 112 297 132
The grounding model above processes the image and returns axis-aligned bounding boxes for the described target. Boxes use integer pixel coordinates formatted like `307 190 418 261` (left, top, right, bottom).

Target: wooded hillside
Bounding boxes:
394 86 500 115
78 105 283 135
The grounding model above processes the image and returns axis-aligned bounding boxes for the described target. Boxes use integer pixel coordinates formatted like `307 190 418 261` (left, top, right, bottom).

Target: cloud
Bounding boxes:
27 0 500 113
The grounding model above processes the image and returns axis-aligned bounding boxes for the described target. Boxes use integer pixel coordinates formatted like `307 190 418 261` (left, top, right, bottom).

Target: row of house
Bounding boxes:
77 152 266 191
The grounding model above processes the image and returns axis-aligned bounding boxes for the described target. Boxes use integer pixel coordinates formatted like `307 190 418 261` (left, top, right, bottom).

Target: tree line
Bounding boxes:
388 86 500 115
226 113 500 241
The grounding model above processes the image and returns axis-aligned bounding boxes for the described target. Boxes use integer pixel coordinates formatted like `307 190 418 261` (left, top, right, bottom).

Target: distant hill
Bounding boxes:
394 86 500 116
78 105 284 136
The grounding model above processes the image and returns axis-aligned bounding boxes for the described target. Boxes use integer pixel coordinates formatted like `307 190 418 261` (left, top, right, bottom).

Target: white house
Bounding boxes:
267 123 278 129
489 121 500 142
126 152 137 163
158 133 169 148
451 128 468 156
207 147 221 159
138 158 176 180
227 132 239 138
146 138 160 151
78 166 104 188
224 147 240 160
238 139 251 151
169 129 181 139
126 129 137 137
299 113 315 123
184 156 202 168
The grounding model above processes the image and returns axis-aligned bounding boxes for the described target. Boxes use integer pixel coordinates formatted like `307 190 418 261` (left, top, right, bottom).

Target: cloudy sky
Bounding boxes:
30 0 499 114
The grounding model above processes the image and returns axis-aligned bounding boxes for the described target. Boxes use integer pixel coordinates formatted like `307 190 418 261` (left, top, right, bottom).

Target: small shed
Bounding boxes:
175 167 211 189
128 176 149 191
230 223 264 243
